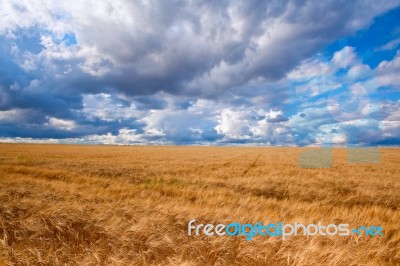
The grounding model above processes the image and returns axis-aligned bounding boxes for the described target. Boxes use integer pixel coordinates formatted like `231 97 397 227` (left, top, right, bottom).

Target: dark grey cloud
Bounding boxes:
3 0 399 97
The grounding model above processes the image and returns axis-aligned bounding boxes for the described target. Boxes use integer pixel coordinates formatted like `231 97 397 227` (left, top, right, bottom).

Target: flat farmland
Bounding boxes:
0 144 399 265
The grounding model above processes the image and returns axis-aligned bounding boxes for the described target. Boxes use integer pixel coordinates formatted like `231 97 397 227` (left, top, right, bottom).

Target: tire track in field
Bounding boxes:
242 153 262 176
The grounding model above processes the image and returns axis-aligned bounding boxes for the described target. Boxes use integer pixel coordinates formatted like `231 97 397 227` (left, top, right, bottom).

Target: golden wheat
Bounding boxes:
0 144 399 265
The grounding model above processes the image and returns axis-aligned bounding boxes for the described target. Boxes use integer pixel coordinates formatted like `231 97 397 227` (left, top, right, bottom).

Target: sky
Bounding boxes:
0 0 399 146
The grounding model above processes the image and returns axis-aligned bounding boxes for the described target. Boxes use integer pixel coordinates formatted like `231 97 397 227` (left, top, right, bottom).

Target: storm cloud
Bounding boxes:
0 0 400 145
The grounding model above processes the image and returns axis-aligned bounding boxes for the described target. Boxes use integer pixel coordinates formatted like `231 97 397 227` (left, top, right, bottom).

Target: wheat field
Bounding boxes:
0 144 399 265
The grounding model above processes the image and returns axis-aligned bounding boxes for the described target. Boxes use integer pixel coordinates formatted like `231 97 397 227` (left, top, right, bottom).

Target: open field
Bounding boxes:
0 144 399 265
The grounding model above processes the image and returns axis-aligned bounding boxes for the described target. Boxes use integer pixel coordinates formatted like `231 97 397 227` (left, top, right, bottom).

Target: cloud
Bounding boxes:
0 109 33 123
2 0 399 96
0 1 400 145
266 109 288 123
380 100 400 142
140 99 221 143
347 63 371 80
287 58 334 80
82 93 136 122
214 107 291 144
46 117 76 131
84 129 146 145
375 38 400 51
376 50 400 87
331 46 357 68
316 124 347 145
215 109 253 140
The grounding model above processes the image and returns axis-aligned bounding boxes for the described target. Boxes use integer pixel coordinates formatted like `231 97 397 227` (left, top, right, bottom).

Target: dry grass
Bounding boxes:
0 144 399 265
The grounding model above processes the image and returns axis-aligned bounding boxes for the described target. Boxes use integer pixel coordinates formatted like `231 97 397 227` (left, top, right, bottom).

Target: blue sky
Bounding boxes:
0 0 399 146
